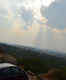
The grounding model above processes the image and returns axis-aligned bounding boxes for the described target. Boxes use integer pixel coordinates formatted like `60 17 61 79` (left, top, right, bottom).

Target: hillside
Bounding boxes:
0 43 66 74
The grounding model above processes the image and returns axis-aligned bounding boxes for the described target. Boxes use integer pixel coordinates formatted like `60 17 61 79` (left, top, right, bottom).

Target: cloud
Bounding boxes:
9 20 41 46
34 26 66 52
8 0 55 27
52 28 63 33
52 28 66 34
18 7 33 27
41 0 66 29
0 0 9 27
0 0 8 9
0 0 66 52
41 0 55 7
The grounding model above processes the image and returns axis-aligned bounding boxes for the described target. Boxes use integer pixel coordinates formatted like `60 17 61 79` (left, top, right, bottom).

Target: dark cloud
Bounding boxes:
19 7 33 25
41 0 66 29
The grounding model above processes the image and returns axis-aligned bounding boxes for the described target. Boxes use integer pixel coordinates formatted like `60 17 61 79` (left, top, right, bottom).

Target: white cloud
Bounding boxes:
41 0 55 7
8 0 55 22
0 0 66 52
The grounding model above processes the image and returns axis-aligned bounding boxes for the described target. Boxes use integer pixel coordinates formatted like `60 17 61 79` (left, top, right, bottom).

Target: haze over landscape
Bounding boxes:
0 0 66 53
0 1 66 79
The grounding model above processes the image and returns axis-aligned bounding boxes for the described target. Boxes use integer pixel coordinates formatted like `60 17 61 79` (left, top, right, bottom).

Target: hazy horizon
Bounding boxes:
0 0 66 53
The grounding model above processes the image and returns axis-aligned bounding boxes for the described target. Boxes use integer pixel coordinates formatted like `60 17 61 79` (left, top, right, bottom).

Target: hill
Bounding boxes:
0 43 66 74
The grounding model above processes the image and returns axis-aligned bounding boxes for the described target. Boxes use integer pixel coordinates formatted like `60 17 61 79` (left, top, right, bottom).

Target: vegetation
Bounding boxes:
0 43 66 75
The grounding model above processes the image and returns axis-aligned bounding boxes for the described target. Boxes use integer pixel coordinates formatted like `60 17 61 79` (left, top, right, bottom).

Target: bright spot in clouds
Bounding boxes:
41 0 55 7
9 0 55 21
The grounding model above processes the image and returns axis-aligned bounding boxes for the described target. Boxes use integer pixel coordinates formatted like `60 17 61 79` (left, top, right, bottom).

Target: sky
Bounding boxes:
0 0 66 53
